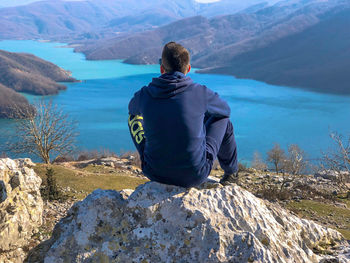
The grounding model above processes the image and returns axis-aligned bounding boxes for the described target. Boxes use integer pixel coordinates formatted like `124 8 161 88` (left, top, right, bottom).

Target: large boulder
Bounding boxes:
29 180 348 263
0 158 43 263
314 170 350 182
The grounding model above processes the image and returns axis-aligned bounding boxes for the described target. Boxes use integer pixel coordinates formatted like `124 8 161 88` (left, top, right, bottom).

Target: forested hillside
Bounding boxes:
0 50 76 118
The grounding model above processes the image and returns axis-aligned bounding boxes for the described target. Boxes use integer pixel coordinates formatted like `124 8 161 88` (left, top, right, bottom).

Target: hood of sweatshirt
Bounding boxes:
147 71 193 99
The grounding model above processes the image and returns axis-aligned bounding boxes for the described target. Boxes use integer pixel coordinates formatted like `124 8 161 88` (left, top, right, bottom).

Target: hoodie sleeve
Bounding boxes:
128 90 141 116
128 90 145 146
206 86 231 118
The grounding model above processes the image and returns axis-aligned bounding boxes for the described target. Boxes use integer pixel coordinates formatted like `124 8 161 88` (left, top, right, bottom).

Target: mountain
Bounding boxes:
0 50 76 118
0 50 76 95
78 0 330 61
0 0 279 41
0 0 122 40
0 84 33 119
1 0 349 94
199 7 350 94
77 0 350 94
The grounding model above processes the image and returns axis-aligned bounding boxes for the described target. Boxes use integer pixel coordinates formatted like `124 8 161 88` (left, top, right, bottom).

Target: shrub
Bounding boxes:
251 151 267 171
238 162 248 172
76 149 117 162
41 168 63 201
54 155 75 163
267 143 286 174
284 144 308 175
77 150 102 161
321 132 350 188
256 185 291 201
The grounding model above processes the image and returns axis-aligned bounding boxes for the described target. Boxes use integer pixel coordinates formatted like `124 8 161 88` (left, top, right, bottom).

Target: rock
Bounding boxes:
14 158 36 167
0 158 43 263
132 167 142 175
128 155 136 160
30 181 347 263
74 157 123 169
314 170 348 181
321 243 350 263
334 202 347 209
118 189 134 200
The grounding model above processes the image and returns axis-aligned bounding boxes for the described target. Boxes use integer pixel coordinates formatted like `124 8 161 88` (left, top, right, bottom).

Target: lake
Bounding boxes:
0 40 349 163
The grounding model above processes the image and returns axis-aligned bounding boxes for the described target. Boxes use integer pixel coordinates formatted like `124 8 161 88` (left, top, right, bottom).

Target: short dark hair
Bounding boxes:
161 42 190 74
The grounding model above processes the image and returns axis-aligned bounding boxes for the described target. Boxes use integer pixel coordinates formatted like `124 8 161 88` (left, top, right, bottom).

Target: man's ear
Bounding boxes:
187 64 191 74
161 65 166 74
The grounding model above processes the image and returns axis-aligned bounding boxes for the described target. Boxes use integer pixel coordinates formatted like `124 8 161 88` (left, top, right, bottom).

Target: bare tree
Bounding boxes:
251 151 267 171
267 143 285 174
278 144 308 192
7 100 78 164
321 132 350 188
284 144 308 175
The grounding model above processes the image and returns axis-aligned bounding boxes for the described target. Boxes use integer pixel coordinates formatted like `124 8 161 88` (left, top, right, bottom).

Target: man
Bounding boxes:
128 42 238 188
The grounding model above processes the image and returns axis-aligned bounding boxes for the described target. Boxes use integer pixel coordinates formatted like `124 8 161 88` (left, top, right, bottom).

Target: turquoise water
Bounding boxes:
0 40 349 162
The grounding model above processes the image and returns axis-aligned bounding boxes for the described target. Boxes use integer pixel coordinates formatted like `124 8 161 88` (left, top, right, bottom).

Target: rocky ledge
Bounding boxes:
0 158 43 263
28 180 348 262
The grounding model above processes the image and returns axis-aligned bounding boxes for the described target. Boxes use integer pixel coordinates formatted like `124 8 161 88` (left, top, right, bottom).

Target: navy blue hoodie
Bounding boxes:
128 71 230 187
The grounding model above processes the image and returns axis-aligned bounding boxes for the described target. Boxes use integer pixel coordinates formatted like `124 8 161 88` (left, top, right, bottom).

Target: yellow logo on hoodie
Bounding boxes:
128 115 145 144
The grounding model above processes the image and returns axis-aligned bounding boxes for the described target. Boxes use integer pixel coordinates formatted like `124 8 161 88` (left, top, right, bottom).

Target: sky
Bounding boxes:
196 0 221 2
1 0 222 8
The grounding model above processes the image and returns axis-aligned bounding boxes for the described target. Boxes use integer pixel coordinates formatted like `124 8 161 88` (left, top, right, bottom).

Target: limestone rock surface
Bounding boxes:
37 181 347 263
0 158 43 263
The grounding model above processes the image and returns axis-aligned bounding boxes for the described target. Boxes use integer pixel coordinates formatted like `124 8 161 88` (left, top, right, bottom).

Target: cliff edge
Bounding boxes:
0 158 43 263
27 180 348 262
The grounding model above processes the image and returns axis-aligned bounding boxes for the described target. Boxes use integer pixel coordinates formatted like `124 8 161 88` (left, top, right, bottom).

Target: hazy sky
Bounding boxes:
0 0 39 7
196 0 221 2
1 0 222 8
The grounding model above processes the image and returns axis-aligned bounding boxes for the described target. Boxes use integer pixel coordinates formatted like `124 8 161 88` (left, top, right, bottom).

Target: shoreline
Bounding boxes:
75 48 350 97
1 39 350 162
3 38 347 97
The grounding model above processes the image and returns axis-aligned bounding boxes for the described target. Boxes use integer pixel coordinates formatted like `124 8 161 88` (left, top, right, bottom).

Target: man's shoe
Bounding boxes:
220 172 239 185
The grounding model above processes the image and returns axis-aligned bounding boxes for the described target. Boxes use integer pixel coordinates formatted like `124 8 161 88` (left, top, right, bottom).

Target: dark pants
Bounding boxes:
129 115 238 181
204 116 238 175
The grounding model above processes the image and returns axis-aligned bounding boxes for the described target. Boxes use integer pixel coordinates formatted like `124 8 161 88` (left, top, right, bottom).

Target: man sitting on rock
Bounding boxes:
128 42 238 187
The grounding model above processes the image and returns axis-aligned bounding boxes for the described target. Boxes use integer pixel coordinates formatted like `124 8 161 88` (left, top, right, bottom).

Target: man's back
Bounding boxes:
129 71 230 187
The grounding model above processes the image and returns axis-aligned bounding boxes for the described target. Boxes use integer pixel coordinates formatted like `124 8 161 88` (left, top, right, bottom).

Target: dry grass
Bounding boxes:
287 200 350 240
33 164 148 200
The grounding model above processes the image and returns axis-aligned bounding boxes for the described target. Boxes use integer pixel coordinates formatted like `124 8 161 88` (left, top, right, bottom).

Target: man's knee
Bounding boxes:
222 120 235 144
226 119 234 134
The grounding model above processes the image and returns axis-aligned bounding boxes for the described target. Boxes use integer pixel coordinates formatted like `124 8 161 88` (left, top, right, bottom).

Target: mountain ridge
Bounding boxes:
0 0 280 41
0 84 33 119
198 7 350 94
0 50 77 118
76 0 350 94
